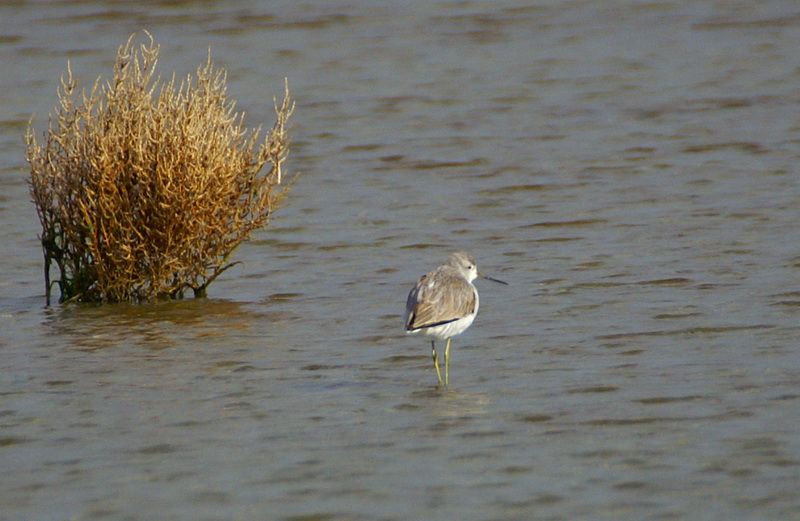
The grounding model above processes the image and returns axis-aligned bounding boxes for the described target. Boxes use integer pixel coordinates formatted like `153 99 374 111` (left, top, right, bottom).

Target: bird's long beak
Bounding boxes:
479 272 508 285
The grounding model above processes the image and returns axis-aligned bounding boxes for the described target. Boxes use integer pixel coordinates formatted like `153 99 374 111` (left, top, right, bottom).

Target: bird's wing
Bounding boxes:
405 271 476 331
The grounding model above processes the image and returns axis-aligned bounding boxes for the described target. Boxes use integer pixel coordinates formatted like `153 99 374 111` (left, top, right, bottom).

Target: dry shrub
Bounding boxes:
26 33 294 303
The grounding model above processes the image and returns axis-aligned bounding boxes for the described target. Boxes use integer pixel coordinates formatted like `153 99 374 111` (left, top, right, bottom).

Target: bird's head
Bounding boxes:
447 251 508 285
446 251 479 282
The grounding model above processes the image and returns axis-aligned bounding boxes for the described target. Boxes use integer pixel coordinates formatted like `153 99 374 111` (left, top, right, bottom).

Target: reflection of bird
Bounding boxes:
404 252 507 386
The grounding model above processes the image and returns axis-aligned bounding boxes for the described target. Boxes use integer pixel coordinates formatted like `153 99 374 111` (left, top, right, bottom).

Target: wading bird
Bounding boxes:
404 252 507 386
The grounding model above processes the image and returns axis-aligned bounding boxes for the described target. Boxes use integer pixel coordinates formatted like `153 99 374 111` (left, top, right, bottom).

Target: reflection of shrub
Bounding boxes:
26 33 293 304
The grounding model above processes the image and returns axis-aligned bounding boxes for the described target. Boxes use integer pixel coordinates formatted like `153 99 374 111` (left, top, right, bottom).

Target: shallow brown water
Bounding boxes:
1 1 800 520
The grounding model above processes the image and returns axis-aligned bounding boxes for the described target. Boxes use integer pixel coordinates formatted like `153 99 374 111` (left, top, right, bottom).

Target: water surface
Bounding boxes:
1 1 799 520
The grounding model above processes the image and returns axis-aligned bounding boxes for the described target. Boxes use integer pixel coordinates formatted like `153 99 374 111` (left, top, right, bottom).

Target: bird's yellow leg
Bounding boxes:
444 338 451 386
431 340 443 385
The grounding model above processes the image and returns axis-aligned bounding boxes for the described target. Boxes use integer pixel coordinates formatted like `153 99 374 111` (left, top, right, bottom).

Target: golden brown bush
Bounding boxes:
26 33 293 304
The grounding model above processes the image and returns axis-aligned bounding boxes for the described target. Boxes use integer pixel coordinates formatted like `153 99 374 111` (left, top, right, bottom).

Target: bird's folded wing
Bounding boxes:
405 273 475 330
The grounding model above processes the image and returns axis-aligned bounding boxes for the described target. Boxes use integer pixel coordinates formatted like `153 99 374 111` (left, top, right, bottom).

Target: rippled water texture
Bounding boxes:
1 1 799 520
